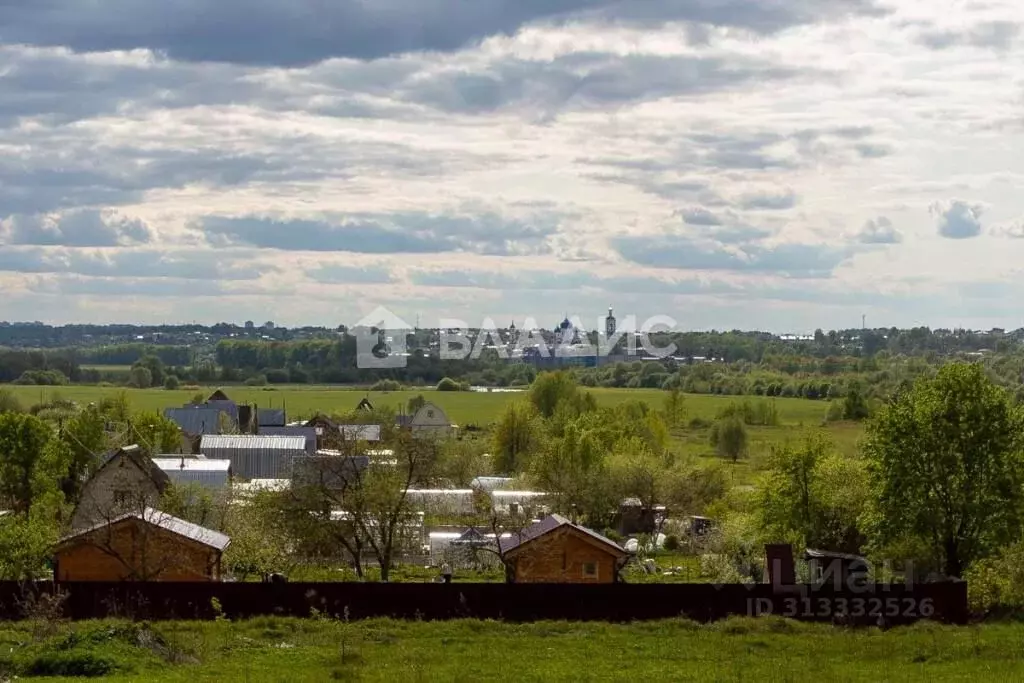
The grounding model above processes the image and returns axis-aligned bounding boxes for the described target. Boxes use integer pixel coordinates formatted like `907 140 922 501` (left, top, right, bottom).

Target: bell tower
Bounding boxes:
605 306 616 338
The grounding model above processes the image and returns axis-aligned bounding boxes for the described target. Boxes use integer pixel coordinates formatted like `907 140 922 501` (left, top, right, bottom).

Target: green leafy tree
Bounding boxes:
758 436 867 553
492 401 542 474
529 371 595 419
407 394 427 414
710 416 748 463
843 383 870 421
0 513 59 580
863 362 1024 577
59 404 109 503
132 354 165 386
662 386 686 427
529 416 615 526
130 412 183 454
0 413 59 515
163 375 180 390
128 365 152 389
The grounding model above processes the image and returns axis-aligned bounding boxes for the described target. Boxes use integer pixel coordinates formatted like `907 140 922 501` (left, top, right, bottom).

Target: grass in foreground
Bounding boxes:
1 617 1022 682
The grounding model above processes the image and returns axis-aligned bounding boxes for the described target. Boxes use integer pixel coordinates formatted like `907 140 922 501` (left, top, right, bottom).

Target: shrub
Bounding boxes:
12 369 68 386
244 375 268 387
663 534 681 551
0 389 24 414
265 369 291 384
163 375 180 390
370 379 403 392
436 377 464 392
710 416 748 463
24 652 116 678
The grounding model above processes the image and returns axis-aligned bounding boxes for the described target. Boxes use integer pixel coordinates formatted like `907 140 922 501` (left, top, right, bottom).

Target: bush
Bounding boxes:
436 377 465 392
370 379 403 392
265 369 291 384
711 416 748 462
24 652 116 678
163 375 180 390
0 389 24 414
823 400 844 423
663 534 681 551
12 369 68 386
244 375 268 387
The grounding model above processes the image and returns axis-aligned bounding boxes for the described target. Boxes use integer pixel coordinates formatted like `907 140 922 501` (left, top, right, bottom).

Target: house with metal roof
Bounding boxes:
258 408 287 428
151 457 232 490
199 434 307 481
164 407 225 437
258 425 317 454
498 514 628 583
53 507 229 582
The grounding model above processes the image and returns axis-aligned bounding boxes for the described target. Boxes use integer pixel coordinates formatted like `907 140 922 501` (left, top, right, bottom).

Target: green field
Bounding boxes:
2 617 1020 681
4 385 835 427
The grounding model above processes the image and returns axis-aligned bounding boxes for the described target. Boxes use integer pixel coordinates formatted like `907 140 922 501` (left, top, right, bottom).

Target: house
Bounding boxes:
396 402 454 438
199 434 307 480
164 390 257 443
53 507 230 582
151 456 232 490
356 397 374 411
498 514 628 583
615 498 666 536
71 446 170 532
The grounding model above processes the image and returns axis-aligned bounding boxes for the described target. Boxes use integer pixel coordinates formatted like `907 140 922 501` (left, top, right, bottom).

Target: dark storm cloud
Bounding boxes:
612 235 853 277
0 0 886 66
199 212 558 256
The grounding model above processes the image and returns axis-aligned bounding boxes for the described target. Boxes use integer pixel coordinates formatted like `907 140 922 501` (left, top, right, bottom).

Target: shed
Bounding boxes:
199 434 307 480
164 407 224 436
339 424 382 442
53 508 230 582
151 457 232 489
805 548 870 589
499 514 628 583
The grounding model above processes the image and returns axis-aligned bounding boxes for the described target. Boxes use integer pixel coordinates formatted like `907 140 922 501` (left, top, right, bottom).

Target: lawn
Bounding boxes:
1 617 1020 681
5 384 836 427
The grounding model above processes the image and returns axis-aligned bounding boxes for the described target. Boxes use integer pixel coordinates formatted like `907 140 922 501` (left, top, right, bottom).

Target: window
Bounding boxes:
582 561 598 579
427 409 434 418
113 490 131 508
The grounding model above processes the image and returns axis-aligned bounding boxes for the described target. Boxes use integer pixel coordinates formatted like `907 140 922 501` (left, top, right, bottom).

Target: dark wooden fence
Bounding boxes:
0 580 968 625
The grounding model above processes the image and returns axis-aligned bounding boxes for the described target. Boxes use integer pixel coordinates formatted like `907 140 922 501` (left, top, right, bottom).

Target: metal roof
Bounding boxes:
151 458 232 472
164 407 225 435
200 435 306 450
258 426 316 453
471 476 514 491
56 507 230 552
199 435 307 480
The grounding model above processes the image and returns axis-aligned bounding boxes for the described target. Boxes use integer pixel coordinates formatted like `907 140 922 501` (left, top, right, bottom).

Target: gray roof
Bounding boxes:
152 458 232 489
57 507 230 552
258 409 286 427
199 434 308 480
499 514 626 557
164 407 225 435
259 426 316 453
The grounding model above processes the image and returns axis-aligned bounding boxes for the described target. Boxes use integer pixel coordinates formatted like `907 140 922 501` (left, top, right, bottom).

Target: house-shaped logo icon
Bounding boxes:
351 305 413 369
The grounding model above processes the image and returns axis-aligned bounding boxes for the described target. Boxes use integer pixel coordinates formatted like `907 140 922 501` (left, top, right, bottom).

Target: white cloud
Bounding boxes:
0 0 1022 329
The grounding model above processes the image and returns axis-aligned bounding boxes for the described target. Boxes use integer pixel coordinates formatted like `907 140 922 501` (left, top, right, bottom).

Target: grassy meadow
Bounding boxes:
2 617 1020 682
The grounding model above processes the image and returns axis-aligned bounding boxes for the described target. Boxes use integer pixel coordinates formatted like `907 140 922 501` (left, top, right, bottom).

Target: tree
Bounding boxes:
529 416 615 527
529 371 594 419
662 386 686 427
132 355 165 386
128 365 152 389
223 490 294 581
129 412 183 454
407 394 427 414
758 436 867 553
59 404 109 503
492 401 541 473
710 416 748 463
163 375 180 390
0 513 59 580
0 413 58 515
863 362 1024 577
843 383 870 421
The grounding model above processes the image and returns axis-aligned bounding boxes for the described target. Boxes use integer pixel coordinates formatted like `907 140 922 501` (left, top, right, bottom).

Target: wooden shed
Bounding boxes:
499 514 628 584
53 508 230 582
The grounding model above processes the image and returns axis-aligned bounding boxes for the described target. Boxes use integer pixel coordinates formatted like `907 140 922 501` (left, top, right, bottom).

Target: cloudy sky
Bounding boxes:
0 0 1022 332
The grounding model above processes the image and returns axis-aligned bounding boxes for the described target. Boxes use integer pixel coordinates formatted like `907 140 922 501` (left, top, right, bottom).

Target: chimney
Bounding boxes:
764 543 796 588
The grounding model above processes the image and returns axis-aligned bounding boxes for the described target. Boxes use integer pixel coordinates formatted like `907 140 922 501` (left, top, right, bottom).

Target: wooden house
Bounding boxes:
396 402 454 439
499 514 628 583
71 446 170 532
53 508 230 582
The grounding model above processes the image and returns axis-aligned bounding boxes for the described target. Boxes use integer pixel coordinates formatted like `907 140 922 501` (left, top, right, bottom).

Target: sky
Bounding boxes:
0 0 1022 333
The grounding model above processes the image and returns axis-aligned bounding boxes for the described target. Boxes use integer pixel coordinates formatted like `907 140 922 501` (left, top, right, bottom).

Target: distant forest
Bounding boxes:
2 323 1024 402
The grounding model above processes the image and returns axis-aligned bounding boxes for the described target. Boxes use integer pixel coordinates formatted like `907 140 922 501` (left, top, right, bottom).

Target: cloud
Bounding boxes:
918 20 1020 51
0 210 152 247
736 189 798 211
0 1 886 66
680 207 723 226
931 200 984 239
0 247 267 280
308 264 396 284
198 211 558 256
856 216 902 244
612 235 853 277
993 218 1024 238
